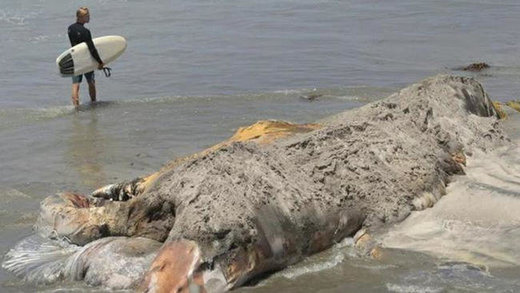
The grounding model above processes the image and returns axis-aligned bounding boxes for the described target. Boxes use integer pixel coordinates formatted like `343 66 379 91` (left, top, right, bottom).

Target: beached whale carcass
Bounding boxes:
2 75 507 291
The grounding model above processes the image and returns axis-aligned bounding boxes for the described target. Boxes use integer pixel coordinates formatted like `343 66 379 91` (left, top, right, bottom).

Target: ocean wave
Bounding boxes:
28 33 66 43
272 88 310 95
0 187 31 200
0 86 386 132
0 89 367 115
279 253 344 279
0 9 40 26
335 95 367 101
0 106 77 123
386 284 442 293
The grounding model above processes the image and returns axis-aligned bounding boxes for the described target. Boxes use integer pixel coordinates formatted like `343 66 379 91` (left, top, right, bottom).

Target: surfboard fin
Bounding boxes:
58 53 74 75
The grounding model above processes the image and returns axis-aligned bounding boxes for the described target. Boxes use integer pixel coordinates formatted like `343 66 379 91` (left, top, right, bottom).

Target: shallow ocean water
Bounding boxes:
2 0 520 291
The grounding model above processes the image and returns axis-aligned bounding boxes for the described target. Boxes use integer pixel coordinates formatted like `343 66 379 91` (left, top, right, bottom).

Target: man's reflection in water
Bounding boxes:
66 108 108 190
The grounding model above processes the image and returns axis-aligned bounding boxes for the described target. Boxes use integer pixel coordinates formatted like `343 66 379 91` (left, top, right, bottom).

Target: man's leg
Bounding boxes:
88 81 96 102
71 75 82 107
86 71 96 102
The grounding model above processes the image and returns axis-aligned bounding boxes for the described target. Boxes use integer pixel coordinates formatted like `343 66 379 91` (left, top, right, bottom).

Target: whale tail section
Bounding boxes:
2 235 80 284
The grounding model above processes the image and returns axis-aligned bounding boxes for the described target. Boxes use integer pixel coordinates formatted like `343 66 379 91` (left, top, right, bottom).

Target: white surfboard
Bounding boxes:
56 35 127 77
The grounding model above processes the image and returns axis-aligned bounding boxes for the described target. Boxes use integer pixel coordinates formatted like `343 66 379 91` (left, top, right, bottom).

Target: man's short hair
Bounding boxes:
76 7 89 18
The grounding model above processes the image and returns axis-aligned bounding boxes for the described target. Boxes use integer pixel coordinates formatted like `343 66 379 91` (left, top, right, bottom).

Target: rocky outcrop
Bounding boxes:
2 75 508 291
457 62 490 72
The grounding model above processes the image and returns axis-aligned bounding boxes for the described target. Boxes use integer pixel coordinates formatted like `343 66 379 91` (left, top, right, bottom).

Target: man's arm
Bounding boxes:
85 29 104 66
68 28 74 46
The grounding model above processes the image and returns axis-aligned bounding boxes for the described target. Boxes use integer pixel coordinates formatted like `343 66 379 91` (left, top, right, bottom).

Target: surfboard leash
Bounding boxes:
102 67 112 77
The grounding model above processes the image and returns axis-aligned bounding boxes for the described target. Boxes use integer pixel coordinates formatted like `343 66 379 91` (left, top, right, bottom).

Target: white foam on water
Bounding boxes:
279 253 345 279
382 142 520 268
352 263 399 271
386 283 442 293
0 106 77 130
0 188 31 200
272 89 309 95
0 9 39 25
27 33 66 44
334 95 363 101
274 237 359 280
333 236 355 248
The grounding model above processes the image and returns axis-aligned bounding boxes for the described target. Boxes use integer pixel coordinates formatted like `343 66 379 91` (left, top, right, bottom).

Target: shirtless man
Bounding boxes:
68 7 104 107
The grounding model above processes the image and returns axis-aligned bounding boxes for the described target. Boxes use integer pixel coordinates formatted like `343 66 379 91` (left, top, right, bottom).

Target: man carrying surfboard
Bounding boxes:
68 7 104 107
